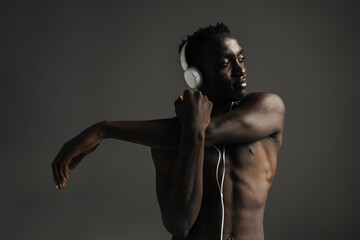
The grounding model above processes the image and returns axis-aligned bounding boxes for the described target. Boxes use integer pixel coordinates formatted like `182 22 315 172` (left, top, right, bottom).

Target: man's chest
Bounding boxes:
202 141 276 197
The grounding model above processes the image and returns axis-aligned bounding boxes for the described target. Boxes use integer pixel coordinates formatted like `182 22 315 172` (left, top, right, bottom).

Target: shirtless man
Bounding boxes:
51 23 285 240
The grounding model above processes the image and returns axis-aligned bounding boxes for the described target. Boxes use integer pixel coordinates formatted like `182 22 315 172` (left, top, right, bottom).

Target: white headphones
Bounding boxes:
180 42 203 89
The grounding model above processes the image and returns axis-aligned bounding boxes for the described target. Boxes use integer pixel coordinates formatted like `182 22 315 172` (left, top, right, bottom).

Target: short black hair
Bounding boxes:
178 22 231 68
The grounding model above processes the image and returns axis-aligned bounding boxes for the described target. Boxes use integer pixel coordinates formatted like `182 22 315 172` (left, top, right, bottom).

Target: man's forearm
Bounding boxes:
205 112 276 147
205 93 285 147
161 128 205 238
100 118 180 150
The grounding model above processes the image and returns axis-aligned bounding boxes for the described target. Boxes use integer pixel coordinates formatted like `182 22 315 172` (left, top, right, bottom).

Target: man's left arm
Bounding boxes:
205 92 285 147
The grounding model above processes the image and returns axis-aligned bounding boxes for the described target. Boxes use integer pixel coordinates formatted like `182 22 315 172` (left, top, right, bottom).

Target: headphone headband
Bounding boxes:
180 42 188 70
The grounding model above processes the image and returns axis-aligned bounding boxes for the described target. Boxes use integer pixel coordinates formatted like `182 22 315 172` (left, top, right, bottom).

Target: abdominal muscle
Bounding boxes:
173 140 277 240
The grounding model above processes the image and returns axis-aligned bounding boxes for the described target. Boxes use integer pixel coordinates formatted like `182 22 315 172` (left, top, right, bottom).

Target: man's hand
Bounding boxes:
51 122 105 190
175 90 213 132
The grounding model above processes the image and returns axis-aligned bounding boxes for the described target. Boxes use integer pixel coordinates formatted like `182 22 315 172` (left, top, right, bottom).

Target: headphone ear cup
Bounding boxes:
184 67 203 89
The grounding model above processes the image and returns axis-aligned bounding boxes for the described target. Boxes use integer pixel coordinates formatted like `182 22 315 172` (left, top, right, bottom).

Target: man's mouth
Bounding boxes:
233 76 247 89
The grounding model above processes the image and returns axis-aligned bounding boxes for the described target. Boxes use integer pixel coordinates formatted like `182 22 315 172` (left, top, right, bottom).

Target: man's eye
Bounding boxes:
238 56 246 62
220 61 230 67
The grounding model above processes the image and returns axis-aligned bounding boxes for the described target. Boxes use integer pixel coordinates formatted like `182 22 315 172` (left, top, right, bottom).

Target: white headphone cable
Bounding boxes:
212 101 234 240
213 144 225 240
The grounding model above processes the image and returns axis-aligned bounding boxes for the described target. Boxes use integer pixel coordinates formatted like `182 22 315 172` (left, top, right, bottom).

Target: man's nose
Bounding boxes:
233 61 246 76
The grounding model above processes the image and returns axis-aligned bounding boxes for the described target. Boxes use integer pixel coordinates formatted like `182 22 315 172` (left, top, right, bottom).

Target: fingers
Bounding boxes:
174 95 183 105
177 90 211 109
51 143 97 189
61 160 69 181
182 89 206 99
51 145 73 190
182 89 193 99
51 126 102 191
51 162 59 189
51 150 62 189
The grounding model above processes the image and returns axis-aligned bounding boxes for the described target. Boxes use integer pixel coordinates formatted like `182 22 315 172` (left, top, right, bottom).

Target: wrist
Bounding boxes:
95 121 108 139
180 120 208 135
181 126 206 142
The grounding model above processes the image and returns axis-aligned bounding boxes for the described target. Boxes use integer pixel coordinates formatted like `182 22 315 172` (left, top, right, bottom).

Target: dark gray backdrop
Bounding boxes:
1 1 359 239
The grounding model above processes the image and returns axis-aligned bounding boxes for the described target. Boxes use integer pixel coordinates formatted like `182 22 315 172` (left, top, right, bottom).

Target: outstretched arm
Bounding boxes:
51 118 181 190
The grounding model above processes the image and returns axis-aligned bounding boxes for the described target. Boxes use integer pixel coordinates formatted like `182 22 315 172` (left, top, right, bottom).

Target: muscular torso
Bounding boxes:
152 133 281 240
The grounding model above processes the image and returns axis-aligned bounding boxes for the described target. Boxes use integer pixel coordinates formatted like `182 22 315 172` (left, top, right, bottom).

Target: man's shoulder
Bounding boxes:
241 92 285 145
241 92 285 112
243 92 283 102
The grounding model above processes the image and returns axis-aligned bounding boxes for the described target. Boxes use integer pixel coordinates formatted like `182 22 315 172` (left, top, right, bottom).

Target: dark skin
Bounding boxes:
51 33 285 240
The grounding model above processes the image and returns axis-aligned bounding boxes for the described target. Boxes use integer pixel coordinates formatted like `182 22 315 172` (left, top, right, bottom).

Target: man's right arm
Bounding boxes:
151 128 205 238
150 90 212 238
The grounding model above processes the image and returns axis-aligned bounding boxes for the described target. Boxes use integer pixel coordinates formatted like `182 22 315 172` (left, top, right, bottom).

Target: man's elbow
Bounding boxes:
162 214 193 238
166 225 191 239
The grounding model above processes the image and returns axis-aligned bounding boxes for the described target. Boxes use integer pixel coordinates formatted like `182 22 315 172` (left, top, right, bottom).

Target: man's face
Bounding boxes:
200 33 247 104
